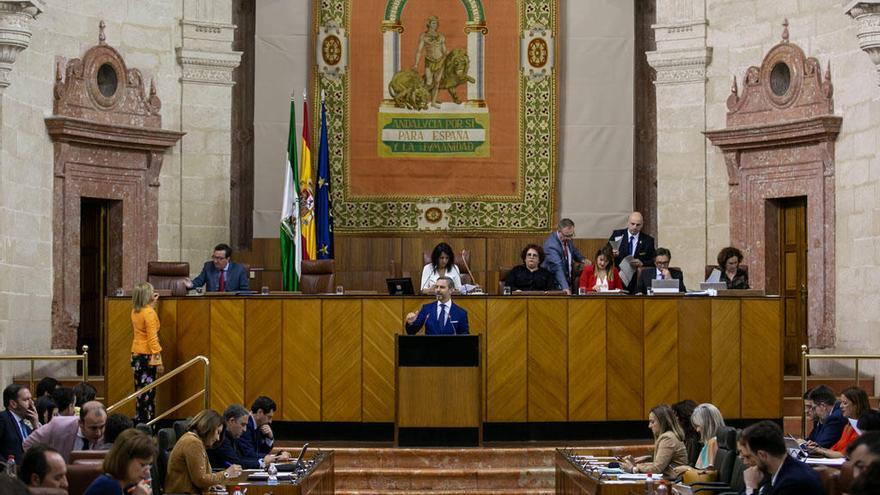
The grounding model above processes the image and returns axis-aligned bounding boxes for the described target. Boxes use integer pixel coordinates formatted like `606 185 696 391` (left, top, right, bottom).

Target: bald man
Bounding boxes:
23 401 106 462
608 212 656 292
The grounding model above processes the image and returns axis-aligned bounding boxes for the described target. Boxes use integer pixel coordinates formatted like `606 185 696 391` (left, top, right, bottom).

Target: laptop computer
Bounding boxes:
651 278 681 293
700 282 728 291
386 277 415 296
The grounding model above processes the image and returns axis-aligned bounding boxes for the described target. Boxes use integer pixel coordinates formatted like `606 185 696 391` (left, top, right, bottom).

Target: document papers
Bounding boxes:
706 268 722 283
618 256 636 287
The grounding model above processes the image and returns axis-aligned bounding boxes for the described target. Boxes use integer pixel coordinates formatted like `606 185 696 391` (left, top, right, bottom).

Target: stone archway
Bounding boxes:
705 23 840 348
45 23 183 349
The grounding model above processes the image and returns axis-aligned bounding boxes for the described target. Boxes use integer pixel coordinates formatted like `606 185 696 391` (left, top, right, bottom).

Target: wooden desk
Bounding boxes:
223 451 334 495
105 294 782 423
555 450 642 495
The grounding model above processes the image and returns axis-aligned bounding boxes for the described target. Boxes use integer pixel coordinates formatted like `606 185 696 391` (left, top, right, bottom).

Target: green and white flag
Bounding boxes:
280 97 301 291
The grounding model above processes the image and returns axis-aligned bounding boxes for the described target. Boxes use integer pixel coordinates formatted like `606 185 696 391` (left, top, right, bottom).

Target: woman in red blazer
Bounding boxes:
579 246 623 292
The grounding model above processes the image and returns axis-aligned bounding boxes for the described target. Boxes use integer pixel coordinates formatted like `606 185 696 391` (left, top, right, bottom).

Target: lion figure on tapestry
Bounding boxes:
389 48 475 110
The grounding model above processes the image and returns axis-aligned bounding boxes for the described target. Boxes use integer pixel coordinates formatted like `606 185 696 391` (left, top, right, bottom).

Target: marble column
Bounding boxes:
176 0 242 272
646 0 712 290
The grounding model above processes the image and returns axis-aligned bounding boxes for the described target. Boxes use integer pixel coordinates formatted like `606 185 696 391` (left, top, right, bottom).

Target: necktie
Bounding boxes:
219 270 226 292
19 419 28 439
630 235 637 256
81 439 90 451
439 303 447 327
562 239 571 277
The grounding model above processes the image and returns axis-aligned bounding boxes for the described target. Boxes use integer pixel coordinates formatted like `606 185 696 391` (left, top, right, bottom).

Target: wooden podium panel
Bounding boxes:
397 367 480 427
104 294 783 426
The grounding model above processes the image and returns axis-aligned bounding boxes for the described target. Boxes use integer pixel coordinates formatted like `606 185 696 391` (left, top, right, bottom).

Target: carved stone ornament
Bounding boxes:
45 22 184 349
705 21 840 348
0 0 44 88
177 19 242 86
845 1 880 85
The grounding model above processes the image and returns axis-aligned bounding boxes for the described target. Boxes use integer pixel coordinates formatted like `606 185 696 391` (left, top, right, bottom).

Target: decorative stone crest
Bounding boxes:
177 19 242 86
0 0 44 88
845 1 880 85
705 21 840 348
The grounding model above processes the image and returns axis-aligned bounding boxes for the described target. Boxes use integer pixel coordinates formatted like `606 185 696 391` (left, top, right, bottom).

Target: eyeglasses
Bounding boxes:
655 260 670 266
212 256 227 261
525 253 540 257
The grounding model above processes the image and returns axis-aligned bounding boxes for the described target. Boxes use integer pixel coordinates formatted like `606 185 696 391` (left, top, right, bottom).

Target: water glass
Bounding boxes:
578 287 586 296
503 286 511 296
261 286 270 295
335 285 344 295
114 288 124 297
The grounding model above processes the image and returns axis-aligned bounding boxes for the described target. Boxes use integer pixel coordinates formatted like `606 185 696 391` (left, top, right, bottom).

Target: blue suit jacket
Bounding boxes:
405 301 469 335
191 261 249 292
240 415 272 457
0 410 31 462
806 402 846 448
762 455 824 495
541 232 584 290
207 430 261 470
609 228 656 267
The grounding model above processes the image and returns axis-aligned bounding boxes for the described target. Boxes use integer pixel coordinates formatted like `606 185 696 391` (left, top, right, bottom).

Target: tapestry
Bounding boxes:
312 0 558 233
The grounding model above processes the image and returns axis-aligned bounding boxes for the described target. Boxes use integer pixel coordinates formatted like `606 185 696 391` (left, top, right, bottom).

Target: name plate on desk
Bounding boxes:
397 335 480 367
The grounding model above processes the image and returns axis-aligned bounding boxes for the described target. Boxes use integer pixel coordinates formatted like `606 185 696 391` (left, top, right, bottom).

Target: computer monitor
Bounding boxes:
386 277 414 296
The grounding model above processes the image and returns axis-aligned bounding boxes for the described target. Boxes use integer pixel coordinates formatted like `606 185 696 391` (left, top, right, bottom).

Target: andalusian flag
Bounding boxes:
316 91 334 259
300 93 316 260
280 97 301 291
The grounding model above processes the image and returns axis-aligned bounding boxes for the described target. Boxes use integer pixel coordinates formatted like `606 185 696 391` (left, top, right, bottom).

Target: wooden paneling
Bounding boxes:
282 299 322 421
644 299 678 415
321 299 363 421
711 299 741 418
528 299 568 421
569 299 606 421
742 299 783 418
245 299 283 415
397 367 480 427
105 299 134 416
335 237 402 291
607 299 644 420
455 298 487 419
209 300 245 411
678 299 711 405
486 299 527 422
156 299 178 415
362 298 400 422
177 299 211 417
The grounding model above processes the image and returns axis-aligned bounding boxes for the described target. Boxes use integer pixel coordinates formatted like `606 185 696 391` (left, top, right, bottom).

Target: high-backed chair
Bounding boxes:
690 426 741 493
301 259 335 294
147 261 190 296
172 419 189 440
67 460 104 495
498 267 511 294
156 427 177 492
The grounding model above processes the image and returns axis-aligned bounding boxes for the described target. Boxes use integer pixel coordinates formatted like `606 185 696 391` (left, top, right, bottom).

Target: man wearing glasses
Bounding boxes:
185 243 249 292
541 218 586 294
635 247 685 294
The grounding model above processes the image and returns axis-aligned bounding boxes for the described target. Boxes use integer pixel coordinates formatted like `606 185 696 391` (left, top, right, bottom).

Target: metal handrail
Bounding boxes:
800 344 880 438
106 355 209 426
0 345 90 394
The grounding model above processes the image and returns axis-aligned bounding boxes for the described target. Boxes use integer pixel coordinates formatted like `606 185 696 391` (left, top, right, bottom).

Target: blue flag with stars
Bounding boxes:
316 95 334 259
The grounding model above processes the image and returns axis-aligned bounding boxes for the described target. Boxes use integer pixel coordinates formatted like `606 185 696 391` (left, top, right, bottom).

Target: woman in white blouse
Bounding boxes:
420 242 462 294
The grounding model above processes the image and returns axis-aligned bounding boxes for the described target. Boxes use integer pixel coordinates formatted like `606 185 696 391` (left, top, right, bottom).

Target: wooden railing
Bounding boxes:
106 355 209 426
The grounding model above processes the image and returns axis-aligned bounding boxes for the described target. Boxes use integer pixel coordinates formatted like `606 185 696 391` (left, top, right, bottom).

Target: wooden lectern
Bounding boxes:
395 334 481 446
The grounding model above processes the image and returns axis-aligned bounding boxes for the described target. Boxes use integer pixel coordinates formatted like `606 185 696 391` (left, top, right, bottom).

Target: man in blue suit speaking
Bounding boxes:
404 277 469 335
185 243 249 292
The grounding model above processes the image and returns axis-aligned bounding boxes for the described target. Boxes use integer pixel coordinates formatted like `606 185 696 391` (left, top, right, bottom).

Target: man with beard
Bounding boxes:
801 385 846 449
738 421 825 495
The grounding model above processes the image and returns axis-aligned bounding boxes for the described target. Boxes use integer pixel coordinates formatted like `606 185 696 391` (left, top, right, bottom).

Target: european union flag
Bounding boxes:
316 94 334 259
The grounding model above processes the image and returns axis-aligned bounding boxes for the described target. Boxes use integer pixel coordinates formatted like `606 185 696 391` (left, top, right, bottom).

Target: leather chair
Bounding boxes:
498 267 511 294
67 460 103 495
301 259 335 294
173 419 189 440
156 427 177 492
690 426 742 493
147 261 190 296
422 249 473 286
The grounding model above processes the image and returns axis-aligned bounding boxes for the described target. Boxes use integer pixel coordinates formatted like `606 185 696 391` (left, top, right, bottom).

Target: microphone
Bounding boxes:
459 250 480 292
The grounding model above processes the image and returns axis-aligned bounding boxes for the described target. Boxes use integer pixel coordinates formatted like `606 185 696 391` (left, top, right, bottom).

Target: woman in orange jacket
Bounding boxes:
130 282 163 424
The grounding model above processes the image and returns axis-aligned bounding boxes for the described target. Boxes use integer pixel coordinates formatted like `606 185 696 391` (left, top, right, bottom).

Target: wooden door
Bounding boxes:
79 199 109 375
778 197 807 376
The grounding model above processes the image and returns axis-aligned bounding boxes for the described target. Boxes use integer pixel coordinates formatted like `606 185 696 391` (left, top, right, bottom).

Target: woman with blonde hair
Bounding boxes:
691 403 726 468
130 282 163 424
619 404 689 479
165 409 242 493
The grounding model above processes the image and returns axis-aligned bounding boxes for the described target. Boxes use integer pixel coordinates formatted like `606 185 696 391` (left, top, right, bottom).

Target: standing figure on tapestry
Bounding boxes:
412 15 447 108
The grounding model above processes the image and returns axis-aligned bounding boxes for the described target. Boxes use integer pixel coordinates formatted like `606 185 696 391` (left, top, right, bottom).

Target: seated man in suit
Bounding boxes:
609 211 656 292
404 277 469 335
541 218 586 294
800 385 846 449
1 384 41 462
738 420 824 495
18 443 68 492
185 243 249 292
208 404 288 470
635 247 686 294
23 401 105 462
241 396 280 457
